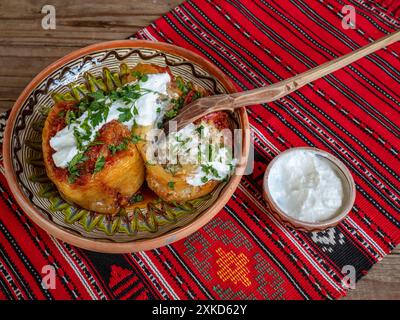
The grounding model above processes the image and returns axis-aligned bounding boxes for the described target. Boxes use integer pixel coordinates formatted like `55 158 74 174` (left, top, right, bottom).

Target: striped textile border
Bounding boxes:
0 0 399 300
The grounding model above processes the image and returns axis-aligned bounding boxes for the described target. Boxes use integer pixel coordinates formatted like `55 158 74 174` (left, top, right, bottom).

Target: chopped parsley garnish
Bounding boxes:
67 153 88 183
130 193 144 204
141 74 149 82
201 164 220 178
109 139 129 155
87 140 105 148
176 77 189 95
195 125 204 135
165 96 184 119
168 181 175 190
165 108 178 119
73 128 84 150
89 90 106 101
131 71 148 82
65 110 76 127
208 144 215 162
131 134 142 144
117 107 133 122
93 155 105 174
193 91 202 100
164 82 201 120
108 133 141 155
61 71 201 183
201 176 209 183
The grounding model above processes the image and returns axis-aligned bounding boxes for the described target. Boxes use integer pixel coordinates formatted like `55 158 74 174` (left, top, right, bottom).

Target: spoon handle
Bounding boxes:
171 30 399 131
230 29 400 108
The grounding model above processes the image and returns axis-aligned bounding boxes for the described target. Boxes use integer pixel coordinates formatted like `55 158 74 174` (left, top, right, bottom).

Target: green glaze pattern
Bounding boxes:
26 64 213 237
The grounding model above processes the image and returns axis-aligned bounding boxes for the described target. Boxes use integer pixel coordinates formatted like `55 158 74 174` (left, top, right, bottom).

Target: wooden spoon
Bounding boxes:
166 30 399 131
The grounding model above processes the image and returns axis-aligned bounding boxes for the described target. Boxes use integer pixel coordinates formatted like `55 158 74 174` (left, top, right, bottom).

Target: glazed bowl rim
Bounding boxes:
3 39 250 253
263 146 356 232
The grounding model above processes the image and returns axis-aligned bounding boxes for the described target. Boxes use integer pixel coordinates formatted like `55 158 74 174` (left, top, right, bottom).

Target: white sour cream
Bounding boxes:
50 73 171 168
149 122 236 186
186 147 236 186
267 149 343 223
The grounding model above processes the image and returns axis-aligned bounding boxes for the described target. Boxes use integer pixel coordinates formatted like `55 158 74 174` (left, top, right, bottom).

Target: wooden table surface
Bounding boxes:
0 0 399 300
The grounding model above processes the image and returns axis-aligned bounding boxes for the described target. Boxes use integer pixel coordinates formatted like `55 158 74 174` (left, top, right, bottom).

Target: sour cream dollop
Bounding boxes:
147 122 236 186
50 73 171 168
267 149 344 223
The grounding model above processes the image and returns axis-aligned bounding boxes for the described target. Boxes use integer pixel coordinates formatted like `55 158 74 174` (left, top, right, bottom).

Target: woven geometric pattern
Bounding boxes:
0 0 399 300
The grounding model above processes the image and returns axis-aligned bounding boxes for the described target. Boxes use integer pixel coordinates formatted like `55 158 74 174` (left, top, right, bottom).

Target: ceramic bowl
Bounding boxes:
263 147 356 232
3 40 250 253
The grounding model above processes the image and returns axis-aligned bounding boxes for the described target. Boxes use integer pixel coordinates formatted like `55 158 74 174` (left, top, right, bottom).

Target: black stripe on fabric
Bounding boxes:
164 14 250 88
374 2 400 24
128 285 147 300
150 248 205 300
190 1 400 194
118 278 143 299
0 222 55 300
321 0 400 79
231 0 400 136
271 0 400 86
241 144 381 268
351 0 400 28
217 0 400 158
0 255 24 299
347 0 399 31
283 0 400 87
73 249 115 299
0 244 36 299
261 0 400 117
352 204 397 248
0 272 14 300
285 0 400 113
59 243 107 299
164 246 215 300
112 275 141 299
223 204 312 299
229 195 338 299
80 250 161 300
216 0 400 220
128 253 170 299
231 0 400 137
109 274 137 293
0 182 81 299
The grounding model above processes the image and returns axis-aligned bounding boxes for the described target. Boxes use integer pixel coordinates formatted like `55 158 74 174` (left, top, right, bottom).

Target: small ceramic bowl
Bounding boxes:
263 147 356 232
3 40 250 253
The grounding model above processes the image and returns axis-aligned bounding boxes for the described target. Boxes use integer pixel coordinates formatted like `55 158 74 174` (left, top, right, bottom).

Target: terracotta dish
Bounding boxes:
3 40 250 253
263 147 356 232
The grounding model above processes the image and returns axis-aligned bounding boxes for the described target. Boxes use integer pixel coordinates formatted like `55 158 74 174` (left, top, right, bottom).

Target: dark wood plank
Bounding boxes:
344 247 400 300
0 0 398 300
0 0 184 112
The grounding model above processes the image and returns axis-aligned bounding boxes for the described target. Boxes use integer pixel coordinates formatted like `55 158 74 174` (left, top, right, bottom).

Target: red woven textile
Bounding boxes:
0 0 399 300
